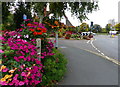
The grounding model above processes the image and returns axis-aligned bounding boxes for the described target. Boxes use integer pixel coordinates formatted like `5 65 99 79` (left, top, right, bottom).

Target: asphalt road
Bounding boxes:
93 35 118 60
58 39 118 85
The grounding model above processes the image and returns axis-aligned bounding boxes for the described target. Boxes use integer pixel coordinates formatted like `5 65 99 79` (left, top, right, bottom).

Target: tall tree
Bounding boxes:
14 2 32 29
114 23 120 31
2 2 11 24
93 24 102 33
80 22 89 32
105 24 112 33
33 2 98 22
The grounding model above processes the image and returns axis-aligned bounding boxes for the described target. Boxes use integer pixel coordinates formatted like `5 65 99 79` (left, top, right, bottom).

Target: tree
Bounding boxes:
93 24 102 33
14 2 32 29
80 23 89 32
105 24 112 33
2 2 11 24
114 23 120 31
33 2 99 22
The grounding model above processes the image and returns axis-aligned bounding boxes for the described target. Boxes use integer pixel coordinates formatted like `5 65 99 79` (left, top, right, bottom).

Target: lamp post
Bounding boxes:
55 13 59 49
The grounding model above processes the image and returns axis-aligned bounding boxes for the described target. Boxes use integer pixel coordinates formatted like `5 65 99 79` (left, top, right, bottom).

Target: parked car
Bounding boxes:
109 31 118 35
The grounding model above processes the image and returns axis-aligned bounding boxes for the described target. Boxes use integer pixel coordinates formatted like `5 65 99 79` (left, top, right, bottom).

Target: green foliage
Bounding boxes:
114 23 120 31
14 2 32 29
65 33 71 39
38 49 67 86
105 24 112 33
68 2 98 22
33 2 98 22
80 23 89 32
2 2 11 24
92 24 102 33
101 28 107 33
71 34 81 40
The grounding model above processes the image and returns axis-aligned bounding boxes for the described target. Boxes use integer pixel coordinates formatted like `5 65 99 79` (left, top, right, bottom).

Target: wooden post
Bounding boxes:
36 38 41 61
55 31 58 49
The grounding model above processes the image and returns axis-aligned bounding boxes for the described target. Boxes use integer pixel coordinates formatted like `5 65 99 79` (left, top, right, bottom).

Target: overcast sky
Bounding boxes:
61 0 120 28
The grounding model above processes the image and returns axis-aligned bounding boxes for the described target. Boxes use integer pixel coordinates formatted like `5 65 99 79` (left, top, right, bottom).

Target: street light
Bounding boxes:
55 13 59 49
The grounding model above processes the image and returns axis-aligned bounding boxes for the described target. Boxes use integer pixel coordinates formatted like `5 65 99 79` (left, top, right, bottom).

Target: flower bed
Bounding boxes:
0 19 67 87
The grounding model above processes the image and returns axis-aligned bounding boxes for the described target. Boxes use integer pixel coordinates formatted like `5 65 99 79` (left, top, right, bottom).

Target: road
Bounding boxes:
56 36 118 85
93 35 118 60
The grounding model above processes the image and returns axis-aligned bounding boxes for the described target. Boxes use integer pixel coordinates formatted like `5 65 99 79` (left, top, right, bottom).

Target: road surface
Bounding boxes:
93 35 118 60
57 38 118 85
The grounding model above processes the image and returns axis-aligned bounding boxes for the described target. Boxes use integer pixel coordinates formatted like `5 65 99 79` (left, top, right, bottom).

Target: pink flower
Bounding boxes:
26 56 31 61
19 81 24 86
41 56 44 59
0 36 4 40
24 79 29 85
30 52 35 55
14 80 19 86
35 59 41 64
14 56 20 62
21 72 27 77
0 81 8 85
2 68 8 72
0 49 4 53
9 82 13 85
34 80 41 85
13 74 19 80
19 56 24 59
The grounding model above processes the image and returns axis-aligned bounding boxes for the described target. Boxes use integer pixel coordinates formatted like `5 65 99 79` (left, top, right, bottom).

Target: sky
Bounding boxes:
61 0 120 28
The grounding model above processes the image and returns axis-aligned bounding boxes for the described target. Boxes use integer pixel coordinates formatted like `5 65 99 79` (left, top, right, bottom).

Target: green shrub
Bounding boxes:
38 49 68 86
71 34 81 40
65 33 71 39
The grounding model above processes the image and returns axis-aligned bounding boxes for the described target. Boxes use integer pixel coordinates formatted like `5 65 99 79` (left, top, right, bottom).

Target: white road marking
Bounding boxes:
60 46 67 48
87 40 90 43
97 50 101 53
101 53 105 55
88 38 120 65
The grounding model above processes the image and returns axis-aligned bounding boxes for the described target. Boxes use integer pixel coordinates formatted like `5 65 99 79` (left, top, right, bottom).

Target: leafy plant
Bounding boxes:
38 49 67 86
65 33 71 39
71 34 81 40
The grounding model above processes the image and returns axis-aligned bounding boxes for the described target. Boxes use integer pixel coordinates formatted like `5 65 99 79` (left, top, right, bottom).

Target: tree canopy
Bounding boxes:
2 1 99 30
33 2 99 22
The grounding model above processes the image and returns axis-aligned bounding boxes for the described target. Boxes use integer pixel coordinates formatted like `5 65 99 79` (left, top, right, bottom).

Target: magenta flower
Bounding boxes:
2 68 8 72
0 50 4 53
8 82 13 85
21 72 27 77
14 56 20 62
0 81 8 85
13 74 19 80
19 81 24 86
0 36 4 40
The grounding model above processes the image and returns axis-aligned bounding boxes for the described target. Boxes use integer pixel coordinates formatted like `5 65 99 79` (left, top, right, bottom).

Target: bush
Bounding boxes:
71 34 81 40
38 49 67 86
65 33 71 39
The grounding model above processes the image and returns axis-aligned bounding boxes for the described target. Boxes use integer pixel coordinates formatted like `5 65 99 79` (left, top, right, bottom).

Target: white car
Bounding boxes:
109 31 118 35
